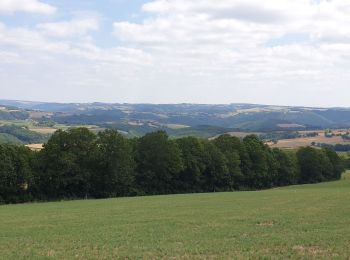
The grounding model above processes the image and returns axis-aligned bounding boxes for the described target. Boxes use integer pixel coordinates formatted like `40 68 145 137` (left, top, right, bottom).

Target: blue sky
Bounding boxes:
0 0 350 107
1 0 149 46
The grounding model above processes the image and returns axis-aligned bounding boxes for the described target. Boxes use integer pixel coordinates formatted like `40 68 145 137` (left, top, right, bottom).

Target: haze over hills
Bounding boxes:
1 100 350 138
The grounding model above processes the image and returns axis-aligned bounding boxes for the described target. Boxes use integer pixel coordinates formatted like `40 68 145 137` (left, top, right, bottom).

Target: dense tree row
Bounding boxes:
313 143 350 152
346 158 350 169
0 128 346 204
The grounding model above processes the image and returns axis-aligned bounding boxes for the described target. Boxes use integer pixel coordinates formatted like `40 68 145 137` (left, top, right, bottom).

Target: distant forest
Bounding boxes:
0 128 347 204
314 143 350 152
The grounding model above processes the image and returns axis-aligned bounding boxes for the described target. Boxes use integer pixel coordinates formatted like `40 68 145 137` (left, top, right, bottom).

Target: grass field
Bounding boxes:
1 172 350 259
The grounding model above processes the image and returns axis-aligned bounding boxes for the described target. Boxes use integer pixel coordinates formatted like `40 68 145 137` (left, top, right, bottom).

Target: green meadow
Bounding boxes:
1 171 349 259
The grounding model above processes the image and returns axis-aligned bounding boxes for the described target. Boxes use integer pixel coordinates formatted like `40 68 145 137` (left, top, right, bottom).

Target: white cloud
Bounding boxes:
0 50 28 64
2 0 350 106
0 0 56 15
0 22 69 52
115 0 350 47
112 0 350 106
112 0 350 80
37 18 100 38
0 21 151 67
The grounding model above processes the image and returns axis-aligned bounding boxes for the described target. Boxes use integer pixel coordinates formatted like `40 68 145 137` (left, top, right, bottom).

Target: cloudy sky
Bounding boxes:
0 0 350 107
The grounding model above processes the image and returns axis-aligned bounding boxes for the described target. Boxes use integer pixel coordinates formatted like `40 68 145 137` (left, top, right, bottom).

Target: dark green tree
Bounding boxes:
346 156 350 169
135 131 183 194
35 128 96 199
243 135 271 189
201 141 230 192
176 137 206 192
272 149 299 186
91 129 135 198
0 128 345 205
213 135 243 189
0 145 33 203
321 147 344 180
297 147 324 183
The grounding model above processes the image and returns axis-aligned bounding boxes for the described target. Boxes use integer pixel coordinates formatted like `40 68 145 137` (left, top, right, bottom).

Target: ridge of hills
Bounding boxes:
0 100 350 140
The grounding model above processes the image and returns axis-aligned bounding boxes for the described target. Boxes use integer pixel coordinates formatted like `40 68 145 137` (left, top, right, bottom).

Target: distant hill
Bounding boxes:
0 125 49 145
0 133 22 145
0 100 349 137
0 106 28 120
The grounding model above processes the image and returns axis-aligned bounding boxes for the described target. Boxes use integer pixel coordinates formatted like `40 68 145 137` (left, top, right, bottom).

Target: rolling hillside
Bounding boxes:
1 100 350 138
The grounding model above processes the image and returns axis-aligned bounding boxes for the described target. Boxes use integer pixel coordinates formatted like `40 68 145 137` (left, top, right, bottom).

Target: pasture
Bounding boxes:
0 172 349 259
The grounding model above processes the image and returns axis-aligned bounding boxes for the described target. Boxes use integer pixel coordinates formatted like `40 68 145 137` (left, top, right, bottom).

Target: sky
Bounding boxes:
0 0 350 107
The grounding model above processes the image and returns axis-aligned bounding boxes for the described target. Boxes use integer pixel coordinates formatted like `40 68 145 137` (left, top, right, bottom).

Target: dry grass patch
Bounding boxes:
25 143 43 151
293 245 336 258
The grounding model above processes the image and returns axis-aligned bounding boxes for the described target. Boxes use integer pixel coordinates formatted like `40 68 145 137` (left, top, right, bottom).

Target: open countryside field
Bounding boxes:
0 172 350 259
269 130 350 149
25 143 44 151
28 127 57 134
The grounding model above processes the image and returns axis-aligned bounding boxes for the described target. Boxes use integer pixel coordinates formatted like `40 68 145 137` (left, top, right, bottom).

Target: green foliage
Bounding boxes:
272 149 299 186
0 133 22 145
38 120 55 127
213 135 243 189
346 158 350 169
297 147 323 183
260 131 301 141
0 128 346 204
169 125 232 138
314 143 350 152
135 131 183 194
175 137 206 192
34 128 97 199
296 147 341 183
0 145 33 203
0 125 48 144
201 141 230 192
0 110 28 120
243 135 271 188
322 147 345 180
91 129 136 198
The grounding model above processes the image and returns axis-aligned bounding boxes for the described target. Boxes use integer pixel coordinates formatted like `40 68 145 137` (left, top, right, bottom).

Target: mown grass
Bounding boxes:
1 171 350 259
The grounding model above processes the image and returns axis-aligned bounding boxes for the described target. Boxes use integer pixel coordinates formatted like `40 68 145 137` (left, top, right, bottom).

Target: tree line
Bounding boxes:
313 143 350 152
0 128 346 204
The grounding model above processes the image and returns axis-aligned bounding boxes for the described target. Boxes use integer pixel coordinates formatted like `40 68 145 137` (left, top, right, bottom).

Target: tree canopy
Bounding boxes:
0 128 346 204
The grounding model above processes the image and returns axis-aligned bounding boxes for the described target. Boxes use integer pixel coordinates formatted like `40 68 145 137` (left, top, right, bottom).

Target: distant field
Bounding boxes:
25 143 44 151
29 127 57 134
29 126 104 135
1 171 349 259
0 120 101 134
0 120 32 127
270 130 350 149
166 124 189 130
